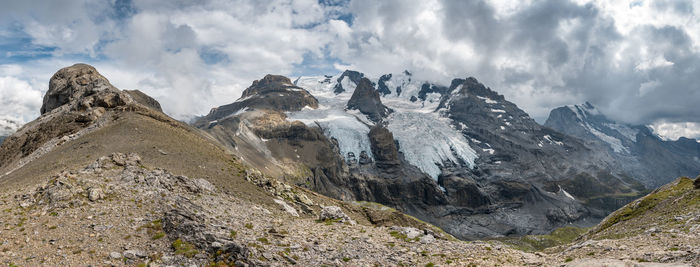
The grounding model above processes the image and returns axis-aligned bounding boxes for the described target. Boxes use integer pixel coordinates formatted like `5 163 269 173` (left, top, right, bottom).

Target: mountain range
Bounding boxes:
194 69 699 239
0 64 698 266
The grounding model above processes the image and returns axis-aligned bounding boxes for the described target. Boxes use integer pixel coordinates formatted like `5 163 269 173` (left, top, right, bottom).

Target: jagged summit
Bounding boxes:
347 77 393 123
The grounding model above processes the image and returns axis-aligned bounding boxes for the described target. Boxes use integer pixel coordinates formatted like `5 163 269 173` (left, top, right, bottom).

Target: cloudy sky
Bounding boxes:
1 0 699 140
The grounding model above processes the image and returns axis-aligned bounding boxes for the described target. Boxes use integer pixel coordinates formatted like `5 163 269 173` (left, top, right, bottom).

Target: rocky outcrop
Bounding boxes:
347 78 393 123
368 125 399 168
40 64 132 114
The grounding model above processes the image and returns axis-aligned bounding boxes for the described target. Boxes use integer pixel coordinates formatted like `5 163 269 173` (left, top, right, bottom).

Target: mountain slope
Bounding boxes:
556 176 700 265
545 103 700 187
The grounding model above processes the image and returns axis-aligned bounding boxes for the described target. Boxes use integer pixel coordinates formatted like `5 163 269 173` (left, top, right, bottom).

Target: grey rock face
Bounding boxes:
368 125 400 168
347 78 393 123
545 102 700 187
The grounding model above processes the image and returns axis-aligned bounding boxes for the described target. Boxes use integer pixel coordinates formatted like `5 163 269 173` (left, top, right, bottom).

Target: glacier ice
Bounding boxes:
387 111 478 180
290 73 479 180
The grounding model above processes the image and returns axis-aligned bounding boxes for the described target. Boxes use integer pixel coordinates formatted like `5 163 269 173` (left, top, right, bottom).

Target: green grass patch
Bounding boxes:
172 239 198 258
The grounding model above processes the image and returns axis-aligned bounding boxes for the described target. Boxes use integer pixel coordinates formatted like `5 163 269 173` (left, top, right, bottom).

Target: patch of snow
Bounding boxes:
233 107 250 116
604 123 639 141
458 122 469 130
476 96 498 104
568 104 629 153
287 75 374 161
559 185 575 200
491 109 507 113
451 84 463 95
387 112 478 180
543 135 564 146
482 148 495 155
339 75 357 93
500 126 505 130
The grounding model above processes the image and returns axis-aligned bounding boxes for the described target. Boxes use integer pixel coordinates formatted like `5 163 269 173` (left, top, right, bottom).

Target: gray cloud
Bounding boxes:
0 0 699 139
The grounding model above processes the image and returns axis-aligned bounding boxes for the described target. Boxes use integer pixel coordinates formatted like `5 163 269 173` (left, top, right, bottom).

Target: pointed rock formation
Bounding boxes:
347 78 392 123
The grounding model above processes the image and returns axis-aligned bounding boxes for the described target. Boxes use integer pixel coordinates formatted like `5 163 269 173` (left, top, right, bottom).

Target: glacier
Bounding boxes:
289 73 479 180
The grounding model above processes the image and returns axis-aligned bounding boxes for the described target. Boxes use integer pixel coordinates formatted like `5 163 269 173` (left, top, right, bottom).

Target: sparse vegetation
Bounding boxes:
172 239 198 258
498 226 589 252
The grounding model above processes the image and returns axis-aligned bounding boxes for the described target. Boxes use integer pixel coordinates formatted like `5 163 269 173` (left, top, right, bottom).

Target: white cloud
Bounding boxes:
0 75 42 123
650 121 700 140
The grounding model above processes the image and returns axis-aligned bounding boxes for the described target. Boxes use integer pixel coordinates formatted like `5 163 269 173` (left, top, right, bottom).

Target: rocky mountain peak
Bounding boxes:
41 63 131 115
347 77 393 123
193 74 319 127
243 74 299 97
457 77 504 101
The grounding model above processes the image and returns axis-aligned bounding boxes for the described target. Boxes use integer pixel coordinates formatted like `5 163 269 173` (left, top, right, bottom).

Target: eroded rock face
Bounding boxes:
347 78 392 123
